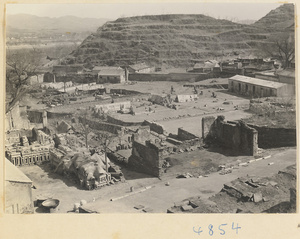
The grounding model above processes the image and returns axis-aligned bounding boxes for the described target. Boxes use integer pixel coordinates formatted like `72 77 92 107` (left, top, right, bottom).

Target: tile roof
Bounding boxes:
98 68 125 76
229 75 289 89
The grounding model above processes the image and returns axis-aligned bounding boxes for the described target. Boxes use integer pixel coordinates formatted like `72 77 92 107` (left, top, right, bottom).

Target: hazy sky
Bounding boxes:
6 2 283 21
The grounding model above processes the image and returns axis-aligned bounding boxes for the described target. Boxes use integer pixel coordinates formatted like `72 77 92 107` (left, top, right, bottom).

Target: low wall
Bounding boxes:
248 124 296 148
178 127 198 141
94 101 131 113
129 72 215 82
106 115 142 126
142 120 165 134
109 89 147 95
79 117 123 134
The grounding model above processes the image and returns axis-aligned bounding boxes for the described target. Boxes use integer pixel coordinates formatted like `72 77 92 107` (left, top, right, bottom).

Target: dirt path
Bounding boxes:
20 147 295 214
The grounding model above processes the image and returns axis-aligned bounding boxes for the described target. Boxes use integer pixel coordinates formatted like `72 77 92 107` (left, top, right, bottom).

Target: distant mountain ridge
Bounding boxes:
6 14 110 33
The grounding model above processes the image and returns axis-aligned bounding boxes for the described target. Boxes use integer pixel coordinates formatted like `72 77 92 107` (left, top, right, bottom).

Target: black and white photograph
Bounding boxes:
3 1 297 216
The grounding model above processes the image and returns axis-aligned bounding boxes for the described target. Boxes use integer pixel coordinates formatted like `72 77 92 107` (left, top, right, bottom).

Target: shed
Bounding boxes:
128 62 152 73
228 75 295 97
96 68 126 84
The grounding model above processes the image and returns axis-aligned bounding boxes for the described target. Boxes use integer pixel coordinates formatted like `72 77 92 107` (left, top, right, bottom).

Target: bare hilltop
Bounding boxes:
70 4 294 67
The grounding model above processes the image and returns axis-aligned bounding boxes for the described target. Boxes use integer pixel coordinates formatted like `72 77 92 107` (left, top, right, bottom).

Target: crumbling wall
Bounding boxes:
248 124 296 148
80 117 123 134
57 121 72 134
132 126 151 143
202 116 216 139
205 116 258 156
32 128 54 146
5 102 31 131
142 120 165 134
27 110 44 124
106 115 141 126
110 89 146 95
128 140 164 177
177 128 198 141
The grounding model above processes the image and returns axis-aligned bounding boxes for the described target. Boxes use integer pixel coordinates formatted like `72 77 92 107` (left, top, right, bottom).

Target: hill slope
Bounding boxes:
253 3 294 29
70 4 294 67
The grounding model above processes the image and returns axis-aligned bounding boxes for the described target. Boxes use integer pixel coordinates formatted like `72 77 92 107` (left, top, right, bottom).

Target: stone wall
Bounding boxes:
248 124 296 148
177 127 198 141
204 116 258 156
142 120 165 134
109 89 147 95
80 117 123 134
132 126 151 143
201 116 216 139
106 115 142 126
128 140 164 177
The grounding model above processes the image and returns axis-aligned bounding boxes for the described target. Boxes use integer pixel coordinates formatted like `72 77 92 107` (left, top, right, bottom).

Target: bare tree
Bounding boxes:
96 132 115 174
6 47 43 112
274 33 295 68
256 31 295 69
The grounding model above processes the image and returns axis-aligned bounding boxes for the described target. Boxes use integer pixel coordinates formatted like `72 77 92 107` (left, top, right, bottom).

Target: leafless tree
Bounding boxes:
256 31 295 69
274 33 295 68
6 47 43 112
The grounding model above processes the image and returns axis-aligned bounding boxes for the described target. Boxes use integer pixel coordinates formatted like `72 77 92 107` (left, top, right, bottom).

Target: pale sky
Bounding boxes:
6 2 283 21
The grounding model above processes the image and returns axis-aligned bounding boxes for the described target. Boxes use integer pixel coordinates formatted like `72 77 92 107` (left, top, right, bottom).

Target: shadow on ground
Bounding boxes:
120 167 155 180
37 162 86 190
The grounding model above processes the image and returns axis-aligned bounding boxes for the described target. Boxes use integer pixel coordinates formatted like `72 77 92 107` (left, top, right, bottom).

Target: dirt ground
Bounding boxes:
19 146 296 214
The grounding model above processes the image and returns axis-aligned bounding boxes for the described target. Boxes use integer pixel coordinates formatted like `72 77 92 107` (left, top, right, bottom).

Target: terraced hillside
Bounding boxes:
70 4 294 68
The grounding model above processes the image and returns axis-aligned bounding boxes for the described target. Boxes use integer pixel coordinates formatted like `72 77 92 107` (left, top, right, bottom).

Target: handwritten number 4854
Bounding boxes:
193 223 241 236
